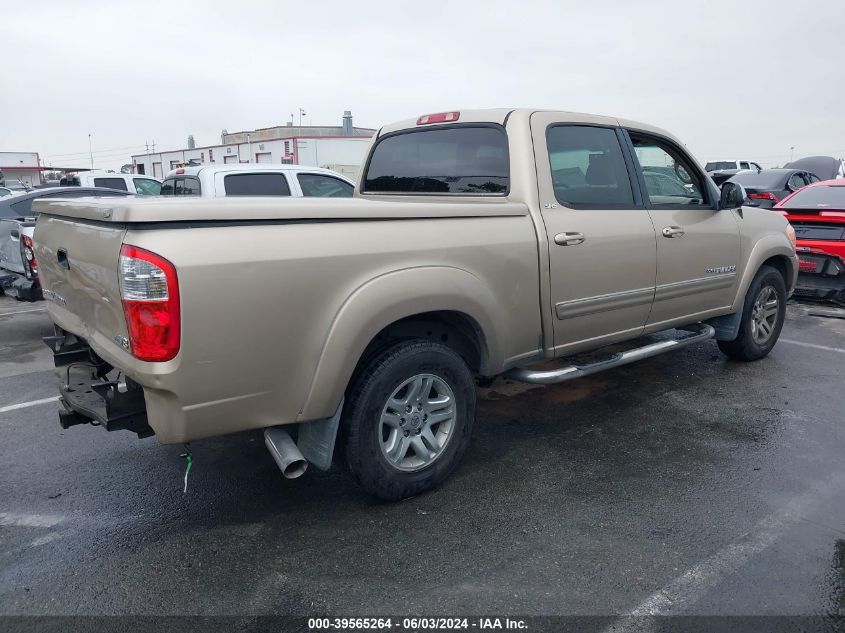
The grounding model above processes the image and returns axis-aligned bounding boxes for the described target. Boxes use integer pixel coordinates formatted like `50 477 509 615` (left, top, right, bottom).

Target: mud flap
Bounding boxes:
705 311 742 341
297 398 344 471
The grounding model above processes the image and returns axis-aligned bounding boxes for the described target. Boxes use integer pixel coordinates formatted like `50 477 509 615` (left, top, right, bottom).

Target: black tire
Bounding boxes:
718 265 787 361
342 339 476 501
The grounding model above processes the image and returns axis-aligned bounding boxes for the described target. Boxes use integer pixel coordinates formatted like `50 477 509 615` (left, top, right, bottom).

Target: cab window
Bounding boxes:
546 125 635 207
93 177 129 191
363 126 508 194
297 173 353 197
628 133 706 207
224 173 291 196
160 177 200 196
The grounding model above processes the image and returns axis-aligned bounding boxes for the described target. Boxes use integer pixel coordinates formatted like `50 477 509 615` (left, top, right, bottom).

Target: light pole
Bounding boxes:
88 133 94 169
790 146 795 162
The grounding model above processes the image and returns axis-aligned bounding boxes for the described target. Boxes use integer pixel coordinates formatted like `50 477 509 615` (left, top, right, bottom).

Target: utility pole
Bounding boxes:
88 133 94 169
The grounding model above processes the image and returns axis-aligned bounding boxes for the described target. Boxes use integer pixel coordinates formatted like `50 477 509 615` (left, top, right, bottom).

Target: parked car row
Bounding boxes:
0 163 356 302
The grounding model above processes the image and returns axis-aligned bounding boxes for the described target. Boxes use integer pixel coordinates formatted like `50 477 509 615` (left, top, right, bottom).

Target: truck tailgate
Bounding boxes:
34 213 129 353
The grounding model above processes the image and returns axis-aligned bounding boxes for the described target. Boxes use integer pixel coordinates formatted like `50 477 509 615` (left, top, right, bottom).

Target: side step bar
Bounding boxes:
505 323 715 385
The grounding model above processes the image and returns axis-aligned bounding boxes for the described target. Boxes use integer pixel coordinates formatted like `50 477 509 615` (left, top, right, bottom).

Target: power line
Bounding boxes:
42 144 147 159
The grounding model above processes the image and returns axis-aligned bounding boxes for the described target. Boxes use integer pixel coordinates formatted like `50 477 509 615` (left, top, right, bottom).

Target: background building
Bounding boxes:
131 111 376 181
0 152 43 187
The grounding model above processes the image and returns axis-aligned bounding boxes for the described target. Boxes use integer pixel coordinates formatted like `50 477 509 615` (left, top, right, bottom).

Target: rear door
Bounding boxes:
624 129 740 327
530 113 657 354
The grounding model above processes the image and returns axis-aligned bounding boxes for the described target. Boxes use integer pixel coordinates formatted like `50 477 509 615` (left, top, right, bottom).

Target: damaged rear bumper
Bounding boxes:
0 270 42 301
45 328 153 438
793 250 845 305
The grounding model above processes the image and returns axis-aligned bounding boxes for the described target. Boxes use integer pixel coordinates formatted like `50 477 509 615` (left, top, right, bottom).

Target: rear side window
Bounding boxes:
224 173 291 196
93 177 128 191
297 173 353 197
546 125 634 207
363 126 508 194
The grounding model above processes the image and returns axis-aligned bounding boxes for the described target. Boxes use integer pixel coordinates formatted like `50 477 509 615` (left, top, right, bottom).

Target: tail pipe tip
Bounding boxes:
264 427 308 479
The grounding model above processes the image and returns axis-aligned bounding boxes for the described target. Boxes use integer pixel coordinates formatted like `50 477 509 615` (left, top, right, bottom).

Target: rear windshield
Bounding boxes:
363 126 508 194
781 185 845 209
224 173 291 196
728 171 787 188
705 162 736 171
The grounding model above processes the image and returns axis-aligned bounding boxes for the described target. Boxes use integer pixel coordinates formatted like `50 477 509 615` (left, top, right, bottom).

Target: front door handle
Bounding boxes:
662 226 685 238
554 232 586 246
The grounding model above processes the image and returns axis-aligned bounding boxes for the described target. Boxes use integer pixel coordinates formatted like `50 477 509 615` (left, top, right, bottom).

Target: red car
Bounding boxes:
773 179 845 304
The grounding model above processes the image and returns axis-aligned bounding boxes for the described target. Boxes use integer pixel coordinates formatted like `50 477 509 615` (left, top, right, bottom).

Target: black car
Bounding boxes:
0 187 130 301
725 169 820 209
783 156 845 181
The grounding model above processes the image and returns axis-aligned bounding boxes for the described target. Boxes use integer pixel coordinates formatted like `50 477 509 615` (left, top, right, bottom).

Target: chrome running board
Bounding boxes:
505 323 715 385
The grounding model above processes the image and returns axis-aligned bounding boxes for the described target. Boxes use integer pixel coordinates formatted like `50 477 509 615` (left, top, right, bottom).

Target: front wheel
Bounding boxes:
342 339 476 501
718 265 787 361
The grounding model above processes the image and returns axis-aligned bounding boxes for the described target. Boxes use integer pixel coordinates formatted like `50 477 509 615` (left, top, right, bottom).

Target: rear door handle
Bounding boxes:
554 232 585 246
662 226 685 238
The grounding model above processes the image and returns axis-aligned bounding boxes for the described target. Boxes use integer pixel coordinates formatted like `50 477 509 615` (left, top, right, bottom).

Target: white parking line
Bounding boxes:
0 512 64 528
0 396 59 414
780 339 845 355
602 473 845 631
0 308 46 317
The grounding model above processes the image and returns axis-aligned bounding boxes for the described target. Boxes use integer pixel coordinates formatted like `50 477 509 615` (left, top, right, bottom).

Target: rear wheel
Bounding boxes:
718 265 786 361
342 339 476 501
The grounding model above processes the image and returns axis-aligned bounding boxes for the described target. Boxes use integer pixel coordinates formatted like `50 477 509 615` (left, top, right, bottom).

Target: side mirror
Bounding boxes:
719 181 746 209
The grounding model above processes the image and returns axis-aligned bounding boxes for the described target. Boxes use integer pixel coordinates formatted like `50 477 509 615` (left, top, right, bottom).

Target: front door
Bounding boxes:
531 113 658 355
625 129 741 328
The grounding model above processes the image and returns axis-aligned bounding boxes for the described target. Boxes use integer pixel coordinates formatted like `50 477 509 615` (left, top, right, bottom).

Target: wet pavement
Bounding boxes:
1 295 845 621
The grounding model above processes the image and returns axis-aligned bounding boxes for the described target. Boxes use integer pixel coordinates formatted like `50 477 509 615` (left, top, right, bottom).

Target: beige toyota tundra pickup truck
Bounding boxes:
33 109 798 500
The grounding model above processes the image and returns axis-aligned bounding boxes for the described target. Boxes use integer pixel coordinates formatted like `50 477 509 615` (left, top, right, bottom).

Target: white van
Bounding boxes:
59 171 162 195
158 164 354 198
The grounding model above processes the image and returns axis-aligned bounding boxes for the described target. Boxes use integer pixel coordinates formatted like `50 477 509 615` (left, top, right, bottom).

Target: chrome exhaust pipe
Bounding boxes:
264 427 308 479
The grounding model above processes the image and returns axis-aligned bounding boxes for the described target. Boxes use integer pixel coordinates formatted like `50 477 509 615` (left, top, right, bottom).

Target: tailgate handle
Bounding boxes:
57 248 70 270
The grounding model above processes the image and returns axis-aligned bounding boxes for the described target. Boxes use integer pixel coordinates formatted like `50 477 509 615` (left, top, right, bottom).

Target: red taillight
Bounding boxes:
417 112 460 125
21 235 38 279
118 245 180 362
749 192 779 202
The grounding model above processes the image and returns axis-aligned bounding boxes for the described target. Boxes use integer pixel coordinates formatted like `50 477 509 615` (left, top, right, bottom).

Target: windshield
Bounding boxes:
782 185 845 209
363 126 509 194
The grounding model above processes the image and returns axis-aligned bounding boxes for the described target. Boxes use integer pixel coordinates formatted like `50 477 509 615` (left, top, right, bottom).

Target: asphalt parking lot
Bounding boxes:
1 295 845 626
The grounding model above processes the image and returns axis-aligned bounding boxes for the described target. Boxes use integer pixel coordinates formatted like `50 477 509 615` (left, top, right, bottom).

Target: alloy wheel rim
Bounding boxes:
750 285 779 344
379 373 456 472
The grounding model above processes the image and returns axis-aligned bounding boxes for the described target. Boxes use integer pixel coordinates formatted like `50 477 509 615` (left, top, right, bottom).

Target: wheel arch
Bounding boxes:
731 236 798 313
297 266 505 421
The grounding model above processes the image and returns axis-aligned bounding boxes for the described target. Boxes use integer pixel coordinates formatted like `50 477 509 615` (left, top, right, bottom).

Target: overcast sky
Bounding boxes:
2 0 842 171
